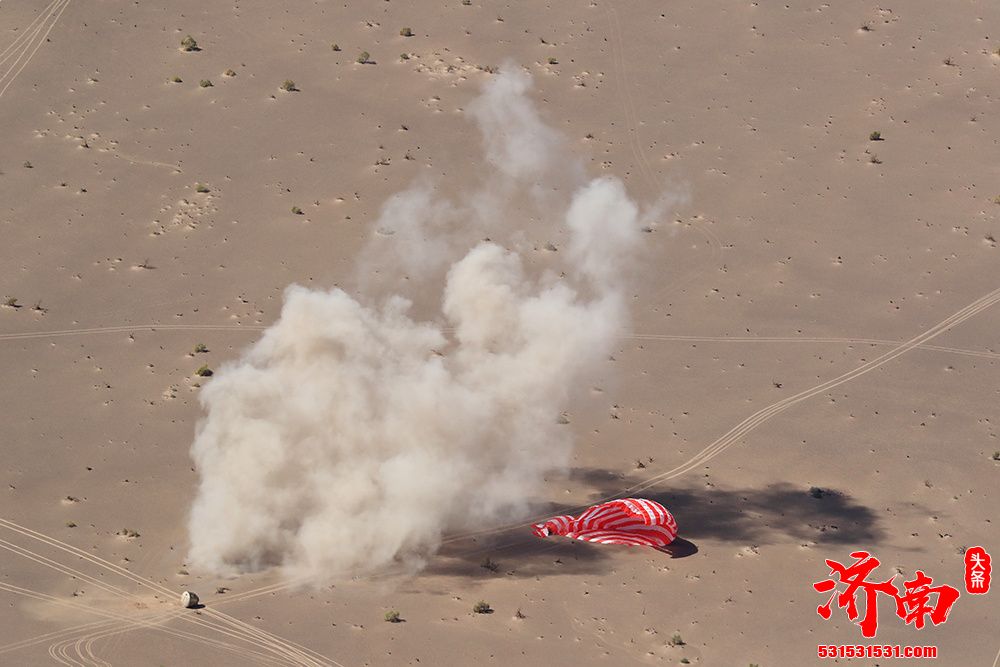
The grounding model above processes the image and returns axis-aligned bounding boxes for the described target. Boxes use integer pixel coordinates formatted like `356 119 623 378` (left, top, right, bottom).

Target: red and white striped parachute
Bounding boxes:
532 498 678 547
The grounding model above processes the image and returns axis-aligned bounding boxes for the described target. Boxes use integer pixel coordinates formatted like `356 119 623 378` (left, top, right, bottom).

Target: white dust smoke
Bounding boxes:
187 66 675 581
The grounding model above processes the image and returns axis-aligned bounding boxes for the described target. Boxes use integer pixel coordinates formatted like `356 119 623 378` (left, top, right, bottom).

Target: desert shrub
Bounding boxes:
548 56 558 65
400 53 410 61
473 600 492 614
281 79 297 91
869 130 882 141
199 79 213 88
4 296 18 307
400 27 413 37
170 75 182 83
194 343 208 354
195 365 213 377
357 51 370 64
669 633 685 647
180 35 199 52
331 43 341 51
384 610 401 623
481 557 499 573
291 206 303 215
195 183 209 193
223 68 236 77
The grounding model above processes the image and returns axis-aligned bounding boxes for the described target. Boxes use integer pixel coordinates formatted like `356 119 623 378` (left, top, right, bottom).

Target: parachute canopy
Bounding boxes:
532 498 677 547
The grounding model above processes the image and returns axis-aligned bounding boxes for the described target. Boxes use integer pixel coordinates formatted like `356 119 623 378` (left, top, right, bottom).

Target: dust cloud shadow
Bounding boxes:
569 468 887 547
427 468 885 578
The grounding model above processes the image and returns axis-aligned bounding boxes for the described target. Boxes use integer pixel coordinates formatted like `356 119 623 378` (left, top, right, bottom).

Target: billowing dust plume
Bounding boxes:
187 66 676 581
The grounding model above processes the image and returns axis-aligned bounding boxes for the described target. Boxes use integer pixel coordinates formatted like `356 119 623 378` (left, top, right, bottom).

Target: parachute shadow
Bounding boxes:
567 468 888 547
655 536 697 558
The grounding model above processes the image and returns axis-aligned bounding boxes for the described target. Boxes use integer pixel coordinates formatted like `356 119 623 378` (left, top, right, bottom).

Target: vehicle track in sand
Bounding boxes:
113 287 1000 644
0 0 71 101
0 518 339 666
434 284 1000 547
604 0 724 299
2 324 997 362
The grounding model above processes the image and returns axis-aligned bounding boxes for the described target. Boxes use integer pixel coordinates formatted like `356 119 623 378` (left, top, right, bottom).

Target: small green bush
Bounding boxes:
668 633 685 647
22 161 32 168
400 27 413 37
180 35 199 52
195 183 209 193
481 557 500 572
331 43 341 52
65 522 77 528
357 51 371 64
199 79 213 88
384 610 401 623
170 75 183 83
547 56 558 65
992 451 1000 461
473 600 492 614
281 79 297 92
291 206 303 215
869 130 882 141
4 296 19 307
223 68 236 77
195 365 213 377
400 52 410 61
194 343 208 354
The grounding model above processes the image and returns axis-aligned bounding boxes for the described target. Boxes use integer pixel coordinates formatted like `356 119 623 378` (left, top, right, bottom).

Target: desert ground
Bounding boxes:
2 1 999 665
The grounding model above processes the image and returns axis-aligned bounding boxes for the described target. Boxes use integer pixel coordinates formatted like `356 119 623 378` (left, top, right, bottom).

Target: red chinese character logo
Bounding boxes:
813 551 899 638
896 570 960 629
964 546 992 595
814 551 961 638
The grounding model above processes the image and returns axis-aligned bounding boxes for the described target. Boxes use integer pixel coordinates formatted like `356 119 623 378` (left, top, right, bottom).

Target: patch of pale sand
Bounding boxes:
1 0 999 665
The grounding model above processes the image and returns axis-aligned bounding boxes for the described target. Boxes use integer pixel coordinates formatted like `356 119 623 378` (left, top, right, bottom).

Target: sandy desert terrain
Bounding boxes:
1 1 998 665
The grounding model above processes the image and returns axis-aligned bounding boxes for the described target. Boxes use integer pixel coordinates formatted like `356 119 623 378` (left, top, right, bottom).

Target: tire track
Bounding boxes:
434 285 1000 545
0 0 71 100
2 324 996 363
0 519 337 666
174 288 1000 602
0 584 273 665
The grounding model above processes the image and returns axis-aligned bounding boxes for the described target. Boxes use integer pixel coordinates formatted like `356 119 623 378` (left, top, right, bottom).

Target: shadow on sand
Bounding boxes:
427 467 885 578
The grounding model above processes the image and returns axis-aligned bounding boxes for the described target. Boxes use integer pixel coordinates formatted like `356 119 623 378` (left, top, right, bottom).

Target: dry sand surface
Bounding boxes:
2 1 999 665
